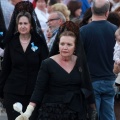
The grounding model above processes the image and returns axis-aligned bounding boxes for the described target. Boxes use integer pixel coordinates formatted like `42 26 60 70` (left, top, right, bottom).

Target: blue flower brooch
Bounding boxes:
31 42 38 52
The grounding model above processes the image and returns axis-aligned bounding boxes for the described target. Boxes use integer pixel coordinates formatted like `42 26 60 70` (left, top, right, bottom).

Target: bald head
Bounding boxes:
92 0 110 16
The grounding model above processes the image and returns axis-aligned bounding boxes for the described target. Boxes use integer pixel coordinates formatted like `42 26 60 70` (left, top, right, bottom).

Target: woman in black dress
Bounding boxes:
0 3 48 120
15 21 97 120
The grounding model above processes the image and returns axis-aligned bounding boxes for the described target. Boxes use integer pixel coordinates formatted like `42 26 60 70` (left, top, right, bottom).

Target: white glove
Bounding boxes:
15 104 34 120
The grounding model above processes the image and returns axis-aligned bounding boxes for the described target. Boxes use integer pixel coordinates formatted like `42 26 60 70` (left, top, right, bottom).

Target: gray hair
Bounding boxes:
54 11 66 23
92 0 110 16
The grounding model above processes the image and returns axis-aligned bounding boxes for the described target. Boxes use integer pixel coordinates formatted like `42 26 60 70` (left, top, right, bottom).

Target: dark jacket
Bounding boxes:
0 33 48 98
30 58 94 113
0 1 6 48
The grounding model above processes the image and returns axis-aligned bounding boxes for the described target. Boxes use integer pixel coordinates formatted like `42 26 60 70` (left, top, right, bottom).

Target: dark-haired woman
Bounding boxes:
67 0 82 21
79 8 92 27
0 11 48 120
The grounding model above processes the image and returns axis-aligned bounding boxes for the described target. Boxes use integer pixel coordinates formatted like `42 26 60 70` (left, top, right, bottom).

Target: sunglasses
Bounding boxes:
46 18 60 23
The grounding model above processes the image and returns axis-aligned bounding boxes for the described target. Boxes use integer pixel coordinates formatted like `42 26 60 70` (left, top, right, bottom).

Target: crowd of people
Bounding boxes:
0 0 120 120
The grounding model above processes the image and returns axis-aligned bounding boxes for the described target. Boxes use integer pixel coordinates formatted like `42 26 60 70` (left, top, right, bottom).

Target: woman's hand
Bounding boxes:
15 104 34 120
88 107 98 120
87 104 98 120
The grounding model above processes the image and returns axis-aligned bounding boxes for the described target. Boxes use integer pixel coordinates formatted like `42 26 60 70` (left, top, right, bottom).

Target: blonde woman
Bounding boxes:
51 3 70 21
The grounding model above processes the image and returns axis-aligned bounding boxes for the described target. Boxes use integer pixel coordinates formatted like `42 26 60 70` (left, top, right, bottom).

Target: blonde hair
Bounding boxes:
51 3 70 21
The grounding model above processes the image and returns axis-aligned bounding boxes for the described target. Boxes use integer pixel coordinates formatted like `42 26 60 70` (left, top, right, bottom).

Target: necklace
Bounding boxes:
20 35 31 44
20 40 30 44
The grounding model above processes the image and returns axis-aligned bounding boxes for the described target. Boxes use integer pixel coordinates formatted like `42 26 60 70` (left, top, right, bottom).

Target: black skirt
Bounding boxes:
37 103 87 120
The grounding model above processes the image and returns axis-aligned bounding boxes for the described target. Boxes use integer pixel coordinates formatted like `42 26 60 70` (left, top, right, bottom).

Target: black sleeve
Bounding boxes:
87 93 95 104
0 44 11 98
40 42 49 61
30 60 49 104
0 1 6 48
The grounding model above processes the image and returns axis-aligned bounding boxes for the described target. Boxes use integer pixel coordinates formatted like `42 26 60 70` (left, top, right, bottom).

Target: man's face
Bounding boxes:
10 0 22 5
46 13 61 31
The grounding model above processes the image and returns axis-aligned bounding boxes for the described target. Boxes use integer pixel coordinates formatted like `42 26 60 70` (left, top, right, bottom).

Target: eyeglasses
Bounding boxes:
46 18 60 23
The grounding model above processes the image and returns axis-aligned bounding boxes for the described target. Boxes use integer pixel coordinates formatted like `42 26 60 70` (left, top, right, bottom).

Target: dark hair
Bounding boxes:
79 8 92 27
107 12 120 27
109 1 113 11
67 1 82 17
114 6 120 16
34 0 48 4
48 0 58 5
16 11 32 25
92 0 110 15
115 6 120 13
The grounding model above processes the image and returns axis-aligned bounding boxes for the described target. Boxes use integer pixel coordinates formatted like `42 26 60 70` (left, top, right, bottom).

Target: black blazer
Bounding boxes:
30 58 89 113
0 33 48 97
0 1 6 48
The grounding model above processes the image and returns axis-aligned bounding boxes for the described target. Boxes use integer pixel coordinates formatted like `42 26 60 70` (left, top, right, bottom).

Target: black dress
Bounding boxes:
30 58 88 120
0 34 48 120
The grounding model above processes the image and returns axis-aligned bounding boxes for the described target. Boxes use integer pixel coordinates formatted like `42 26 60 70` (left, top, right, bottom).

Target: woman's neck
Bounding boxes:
59 54 74 62
19 34 31 41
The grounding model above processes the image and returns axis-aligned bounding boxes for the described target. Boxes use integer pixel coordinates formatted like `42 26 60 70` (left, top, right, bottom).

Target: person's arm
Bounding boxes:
87 95 98 120
0 44 11 98
30 60 49 104
15 102 36 120
113 42 120 64
113 43 120 74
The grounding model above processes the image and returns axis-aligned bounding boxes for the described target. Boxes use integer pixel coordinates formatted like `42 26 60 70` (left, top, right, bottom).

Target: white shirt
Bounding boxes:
35 7 49 31
113 42 120 63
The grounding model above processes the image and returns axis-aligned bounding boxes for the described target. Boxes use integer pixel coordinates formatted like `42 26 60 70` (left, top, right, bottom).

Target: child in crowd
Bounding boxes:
113 28 120 86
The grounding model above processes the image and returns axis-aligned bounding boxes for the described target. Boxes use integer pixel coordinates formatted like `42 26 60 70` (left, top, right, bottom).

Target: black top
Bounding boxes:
0 34 48 97
0 1 6 48
31 58 88 113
